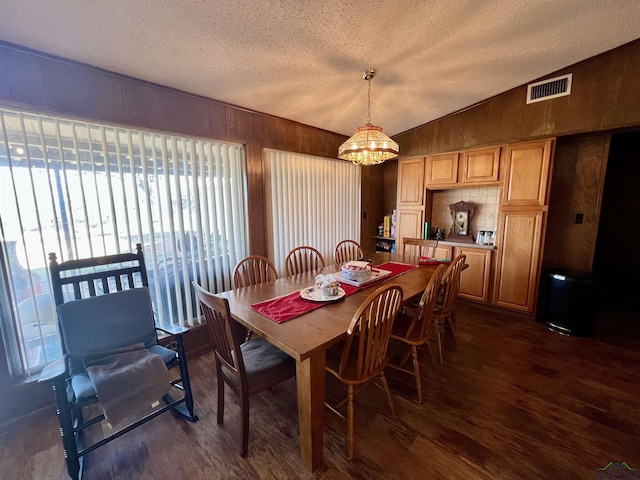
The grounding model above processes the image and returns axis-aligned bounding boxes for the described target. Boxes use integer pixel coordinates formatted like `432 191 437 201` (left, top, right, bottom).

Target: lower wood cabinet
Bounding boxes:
453 246 492 303
493 209 545 312
395 209 424 255
434 245 452 260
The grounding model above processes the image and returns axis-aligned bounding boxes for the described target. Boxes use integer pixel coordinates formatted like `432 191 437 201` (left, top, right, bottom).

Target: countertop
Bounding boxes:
435 240 496 250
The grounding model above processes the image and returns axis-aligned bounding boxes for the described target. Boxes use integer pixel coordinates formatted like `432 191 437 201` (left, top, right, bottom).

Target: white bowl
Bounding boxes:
341 264 371 282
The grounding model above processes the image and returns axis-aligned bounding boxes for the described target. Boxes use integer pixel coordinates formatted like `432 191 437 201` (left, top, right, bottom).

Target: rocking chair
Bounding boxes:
38 244 198 480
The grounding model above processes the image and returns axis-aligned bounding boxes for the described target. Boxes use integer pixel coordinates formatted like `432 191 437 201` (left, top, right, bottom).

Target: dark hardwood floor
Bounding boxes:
2 299 639 479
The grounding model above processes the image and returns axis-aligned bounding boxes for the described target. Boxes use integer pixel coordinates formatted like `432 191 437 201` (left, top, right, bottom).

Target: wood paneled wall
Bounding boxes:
0 41 348 427
0 41 348 258
394 39 640 156
543 134 610 272
360 160 398 253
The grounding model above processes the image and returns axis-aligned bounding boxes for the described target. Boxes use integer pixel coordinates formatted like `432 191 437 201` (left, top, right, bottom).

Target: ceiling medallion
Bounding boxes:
338 68 399 166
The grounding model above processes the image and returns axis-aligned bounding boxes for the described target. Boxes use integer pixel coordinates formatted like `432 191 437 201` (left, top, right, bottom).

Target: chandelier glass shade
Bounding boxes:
338 124 399 165
338 68 399 166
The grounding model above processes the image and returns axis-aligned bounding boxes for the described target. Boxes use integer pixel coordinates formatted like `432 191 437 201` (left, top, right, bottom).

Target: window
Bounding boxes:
265 149 361 274
0 108 248 378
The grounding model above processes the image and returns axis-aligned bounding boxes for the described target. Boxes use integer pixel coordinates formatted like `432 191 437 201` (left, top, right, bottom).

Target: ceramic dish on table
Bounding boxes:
300 285 346 302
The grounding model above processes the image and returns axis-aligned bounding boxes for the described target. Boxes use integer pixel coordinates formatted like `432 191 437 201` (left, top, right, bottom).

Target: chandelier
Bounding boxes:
338 68 399 166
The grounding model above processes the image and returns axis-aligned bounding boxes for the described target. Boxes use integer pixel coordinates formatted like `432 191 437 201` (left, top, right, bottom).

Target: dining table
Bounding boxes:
214 251 442 471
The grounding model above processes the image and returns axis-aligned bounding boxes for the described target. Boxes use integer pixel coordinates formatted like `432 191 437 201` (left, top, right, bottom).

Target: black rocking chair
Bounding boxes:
38 244 198 480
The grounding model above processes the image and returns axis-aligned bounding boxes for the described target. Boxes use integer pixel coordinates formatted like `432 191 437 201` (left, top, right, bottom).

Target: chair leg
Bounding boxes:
240 392 249 457
216 371 225 425
174 335 198 421
410 346 423 404
447 313 457 342
426 342 437 370
52 377 81 480
347 385 355 460
379 372 397 417
436 322 443 365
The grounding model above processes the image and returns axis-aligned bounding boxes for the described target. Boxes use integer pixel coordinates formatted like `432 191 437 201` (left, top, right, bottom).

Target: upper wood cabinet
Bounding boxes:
397 157 425 206
502 139 553 206
425 152 459 187
461 147 501 184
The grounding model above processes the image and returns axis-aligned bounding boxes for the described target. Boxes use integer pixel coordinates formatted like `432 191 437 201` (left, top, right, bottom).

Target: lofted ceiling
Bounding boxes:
1 1 640 138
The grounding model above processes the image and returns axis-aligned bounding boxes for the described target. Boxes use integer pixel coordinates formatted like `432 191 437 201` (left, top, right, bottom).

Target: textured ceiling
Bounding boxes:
1 1 640 137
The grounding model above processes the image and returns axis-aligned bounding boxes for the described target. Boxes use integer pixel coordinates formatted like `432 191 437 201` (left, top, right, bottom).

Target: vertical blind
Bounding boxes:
265 149 361 275
0 108 248 378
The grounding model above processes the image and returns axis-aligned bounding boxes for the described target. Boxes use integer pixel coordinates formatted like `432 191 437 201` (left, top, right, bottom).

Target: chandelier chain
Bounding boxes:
366 78 372 125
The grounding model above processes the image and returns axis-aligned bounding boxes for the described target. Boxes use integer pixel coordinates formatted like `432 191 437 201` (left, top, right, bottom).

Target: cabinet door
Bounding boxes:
425 152 459 187
434 245 452 260
397 157 425 206
396 209 424 255
453 247 492 303
493 209 544 312
503 139 553 206
461 147 500 184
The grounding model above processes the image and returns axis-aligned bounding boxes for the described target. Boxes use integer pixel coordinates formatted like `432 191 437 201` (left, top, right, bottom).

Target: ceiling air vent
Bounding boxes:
526 73 572 104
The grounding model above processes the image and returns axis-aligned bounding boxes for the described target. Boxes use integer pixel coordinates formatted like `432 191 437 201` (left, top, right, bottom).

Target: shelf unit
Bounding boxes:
373 236 395 252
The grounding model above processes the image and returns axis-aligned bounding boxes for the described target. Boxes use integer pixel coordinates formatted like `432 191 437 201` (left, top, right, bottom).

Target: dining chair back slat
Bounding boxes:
233 255 278 289
403 237 438 259
285 246 325 276
335 240 364 265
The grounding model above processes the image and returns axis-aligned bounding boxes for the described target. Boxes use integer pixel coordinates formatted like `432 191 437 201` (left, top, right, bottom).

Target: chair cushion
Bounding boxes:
71 373 97 401
57 288 158 375
70 345 178 402
227 337 294 395
149 344 178 365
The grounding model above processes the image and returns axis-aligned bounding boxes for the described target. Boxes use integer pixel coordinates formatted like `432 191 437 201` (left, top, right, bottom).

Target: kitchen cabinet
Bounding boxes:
493 209 545 312
397 157 425 206
434 245 452 260
395 209 424 255
396 137 554 315
425 152 458 187
461 147 501 184
502 139 553 206
453 246 492 303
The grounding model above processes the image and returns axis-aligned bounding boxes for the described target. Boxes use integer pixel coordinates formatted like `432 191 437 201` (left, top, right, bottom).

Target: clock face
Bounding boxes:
454 211 468 235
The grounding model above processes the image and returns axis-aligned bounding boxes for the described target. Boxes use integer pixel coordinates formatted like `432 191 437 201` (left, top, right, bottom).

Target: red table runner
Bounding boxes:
251 261 415 323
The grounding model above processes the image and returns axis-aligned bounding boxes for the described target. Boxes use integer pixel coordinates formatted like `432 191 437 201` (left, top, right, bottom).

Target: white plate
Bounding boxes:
333 268 392 287
300 285 346 302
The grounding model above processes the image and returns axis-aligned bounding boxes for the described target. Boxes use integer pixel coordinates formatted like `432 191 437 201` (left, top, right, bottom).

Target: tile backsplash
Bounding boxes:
430 187 500 237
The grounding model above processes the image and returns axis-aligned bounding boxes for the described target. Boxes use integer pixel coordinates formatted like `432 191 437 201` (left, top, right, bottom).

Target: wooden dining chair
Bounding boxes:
233 255 278 289
284 246 325 276
334 240 364 265
403 237 438 259
325 283 403 460
192 282 295 457
388 264 446 403
433 254 466 364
